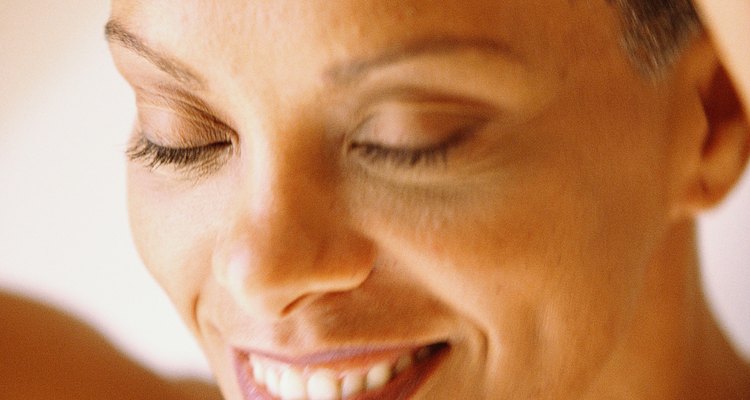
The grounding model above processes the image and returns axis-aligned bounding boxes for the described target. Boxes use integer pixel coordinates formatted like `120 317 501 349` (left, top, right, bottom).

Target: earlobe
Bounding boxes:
680 49 750 215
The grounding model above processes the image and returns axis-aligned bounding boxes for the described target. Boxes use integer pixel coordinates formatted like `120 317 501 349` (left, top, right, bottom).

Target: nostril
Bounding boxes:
215 248 321 319
279 293 314 317
213 224 375 319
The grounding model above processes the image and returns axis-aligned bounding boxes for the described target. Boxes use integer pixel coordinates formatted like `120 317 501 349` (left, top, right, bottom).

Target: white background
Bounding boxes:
0 1 747 380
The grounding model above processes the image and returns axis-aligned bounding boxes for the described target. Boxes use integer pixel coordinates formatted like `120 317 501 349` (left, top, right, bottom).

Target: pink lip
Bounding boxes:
239 344 428 369
233 342 450 400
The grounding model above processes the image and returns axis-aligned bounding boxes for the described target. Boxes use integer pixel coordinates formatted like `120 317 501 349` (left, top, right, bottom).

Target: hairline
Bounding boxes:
609 0 703 80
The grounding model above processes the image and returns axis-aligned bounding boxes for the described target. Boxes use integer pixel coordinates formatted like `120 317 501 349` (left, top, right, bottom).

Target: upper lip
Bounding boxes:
234 342 444 369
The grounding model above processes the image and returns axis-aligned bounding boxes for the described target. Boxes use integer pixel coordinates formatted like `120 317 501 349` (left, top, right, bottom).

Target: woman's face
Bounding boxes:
109 1 692 398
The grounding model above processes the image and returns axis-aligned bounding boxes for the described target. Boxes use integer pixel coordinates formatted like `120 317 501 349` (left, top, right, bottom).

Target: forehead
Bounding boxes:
110 0 619 77
112 0 627 117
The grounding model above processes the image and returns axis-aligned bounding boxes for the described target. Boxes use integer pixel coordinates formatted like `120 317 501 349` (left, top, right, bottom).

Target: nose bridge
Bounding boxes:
214 130 372 319
250 141 324 263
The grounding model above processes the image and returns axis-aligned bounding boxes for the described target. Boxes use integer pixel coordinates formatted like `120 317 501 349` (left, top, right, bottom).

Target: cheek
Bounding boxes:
355 99 671 396
126 168 222 332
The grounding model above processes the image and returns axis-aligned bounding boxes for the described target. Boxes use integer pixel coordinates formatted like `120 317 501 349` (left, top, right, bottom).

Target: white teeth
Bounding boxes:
248 346 437 399
279 368 306 400
365 361 393 391
394 354 413 374
251 356 266 386
341 373 366 399
307 369 339 400
266 367 281 398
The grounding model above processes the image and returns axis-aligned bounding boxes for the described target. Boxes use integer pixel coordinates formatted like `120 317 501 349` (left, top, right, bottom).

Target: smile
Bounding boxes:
234 342 449 400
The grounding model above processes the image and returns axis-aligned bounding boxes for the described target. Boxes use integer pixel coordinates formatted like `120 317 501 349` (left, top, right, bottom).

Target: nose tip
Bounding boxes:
214 229 373 320
217 250 288 318
211 136 374 320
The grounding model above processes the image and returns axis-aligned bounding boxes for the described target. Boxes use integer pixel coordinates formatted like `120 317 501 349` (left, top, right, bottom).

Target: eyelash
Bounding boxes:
348 126 470 168
349 141 452 168
126 135 233 173
127 124 470 174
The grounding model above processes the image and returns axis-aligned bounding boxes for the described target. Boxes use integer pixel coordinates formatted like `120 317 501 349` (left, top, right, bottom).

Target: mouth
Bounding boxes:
233 341 450 400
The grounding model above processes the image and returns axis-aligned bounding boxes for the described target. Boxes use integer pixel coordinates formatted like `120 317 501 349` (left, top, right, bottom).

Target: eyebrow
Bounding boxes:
325 36 521 85
105 20 206 90
105 19 520 90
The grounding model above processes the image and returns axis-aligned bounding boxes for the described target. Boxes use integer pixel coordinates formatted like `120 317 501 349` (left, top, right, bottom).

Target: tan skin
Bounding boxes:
106 0 750 399
0 292 222 400
4 1 749 399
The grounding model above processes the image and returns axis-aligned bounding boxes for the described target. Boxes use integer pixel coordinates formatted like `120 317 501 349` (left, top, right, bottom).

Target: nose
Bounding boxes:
213 139 374 320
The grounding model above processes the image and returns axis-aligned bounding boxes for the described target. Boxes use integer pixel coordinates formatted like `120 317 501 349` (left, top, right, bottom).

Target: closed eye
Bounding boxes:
127 135 233 174
347 116 482 170
349 137 457 168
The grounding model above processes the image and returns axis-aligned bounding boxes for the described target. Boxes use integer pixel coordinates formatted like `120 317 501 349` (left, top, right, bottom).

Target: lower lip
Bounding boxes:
233 343 450 400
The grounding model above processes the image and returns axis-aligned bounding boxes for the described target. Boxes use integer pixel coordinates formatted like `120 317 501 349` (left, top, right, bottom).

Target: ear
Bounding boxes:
671 35 750 217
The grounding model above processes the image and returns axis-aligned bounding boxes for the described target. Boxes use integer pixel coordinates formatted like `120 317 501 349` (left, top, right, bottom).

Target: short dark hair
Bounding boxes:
610 0 702 78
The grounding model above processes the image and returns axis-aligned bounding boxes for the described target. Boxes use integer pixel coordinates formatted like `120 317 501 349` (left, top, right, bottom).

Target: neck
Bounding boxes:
586 219 750 399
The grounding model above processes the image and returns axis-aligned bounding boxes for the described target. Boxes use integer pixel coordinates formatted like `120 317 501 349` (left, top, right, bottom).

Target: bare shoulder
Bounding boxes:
0 291 222 400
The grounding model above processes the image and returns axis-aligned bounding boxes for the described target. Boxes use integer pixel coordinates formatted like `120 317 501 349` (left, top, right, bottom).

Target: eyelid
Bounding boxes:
127 92 236 177
353 86 499 120
137 104 231 148
352 95 491 143
353 105 489 146
349 132 467 168
126 134 233 177
134 88 236 149
134 84 235 139
347 109 489 170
